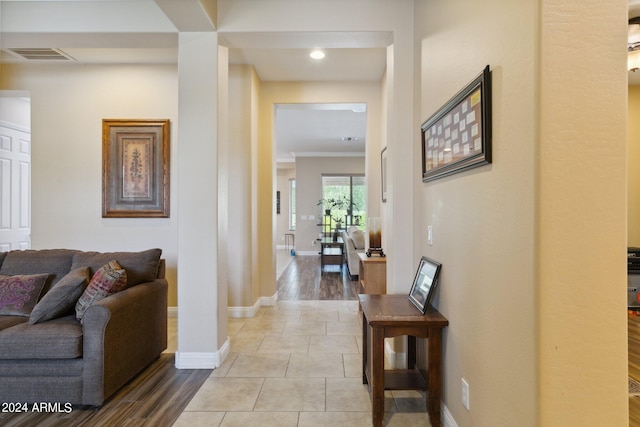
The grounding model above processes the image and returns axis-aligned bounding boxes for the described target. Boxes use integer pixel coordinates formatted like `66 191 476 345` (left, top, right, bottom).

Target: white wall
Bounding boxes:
0 63 180 306
294 156 365 254
276 165 295 248
0 94 30 129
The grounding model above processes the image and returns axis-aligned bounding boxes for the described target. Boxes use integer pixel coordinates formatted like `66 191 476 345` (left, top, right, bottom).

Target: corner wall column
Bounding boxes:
176 32 228 368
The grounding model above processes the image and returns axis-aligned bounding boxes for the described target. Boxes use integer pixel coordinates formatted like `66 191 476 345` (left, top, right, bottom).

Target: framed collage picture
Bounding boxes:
421 65 492 182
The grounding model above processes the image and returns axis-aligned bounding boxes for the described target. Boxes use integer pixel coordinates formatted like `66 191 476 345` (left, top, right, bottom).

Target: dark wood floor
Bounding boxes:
0 354 212 427
277 254 360 300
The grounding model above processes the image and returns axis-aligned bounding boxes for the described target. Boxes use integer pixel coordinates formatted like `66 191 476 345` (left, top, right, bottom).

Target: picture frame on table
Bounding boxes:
408 256 442 314
102 119 170 218
421 65 492 182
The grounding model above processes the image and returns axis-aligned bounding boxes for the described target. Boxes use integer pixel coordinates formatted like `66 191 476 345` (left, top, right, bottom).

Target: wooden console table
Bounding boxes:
358 252 386 294
358 294 449 427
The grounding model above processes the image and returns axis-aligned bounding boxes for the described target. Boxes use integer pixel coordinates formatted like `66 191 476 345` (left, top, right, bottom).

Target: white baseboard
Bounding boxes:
228 291 279 317
227 299 261 318
442 403 458 427
294 251 321 256
260 291 278 306
384 339 407 369
171 292 279 320
175 336 230 369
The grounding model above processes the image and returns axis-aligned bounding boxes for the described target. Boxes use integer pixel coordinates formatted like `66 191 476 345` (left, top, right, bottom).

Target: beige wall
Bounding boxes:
538 1 627 425
0 63 180 308
276 165 295 248
418 0 627 426
226 64 257 307
294 156 365 254
416 1 537 423
630 86 640 245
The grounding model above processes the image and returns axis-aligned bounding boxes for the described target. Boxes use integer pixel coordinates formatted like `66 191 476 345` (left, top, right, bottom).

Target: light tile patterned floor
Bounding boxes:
172 300 433 427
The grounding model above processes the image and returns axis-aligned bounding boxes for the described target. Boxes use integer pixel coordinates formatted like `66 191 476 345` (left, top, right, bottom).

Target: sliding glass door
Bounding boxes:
321 175 366 232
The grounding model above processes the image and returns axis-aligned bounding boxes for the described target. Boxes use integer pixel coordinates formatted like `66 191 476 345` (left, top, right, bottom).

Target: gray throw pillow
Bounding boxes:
29 268 89 324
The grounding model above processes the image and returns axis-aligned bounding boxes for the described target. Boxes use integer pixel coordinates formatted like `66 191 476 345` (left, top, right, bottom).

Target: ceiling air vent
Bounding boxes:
5 48 75 61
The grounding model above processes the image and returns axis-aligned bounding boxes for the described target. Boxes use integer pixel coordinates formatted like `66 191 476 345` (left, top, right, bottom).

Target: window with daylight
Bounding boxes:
321 175 366 231
289 179 296 231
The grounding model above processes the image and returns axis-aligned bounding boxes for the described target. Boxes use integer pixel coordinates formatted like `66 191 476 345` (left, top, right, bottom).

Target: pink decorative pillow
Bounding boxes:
0 273 50 317
75 261 127 322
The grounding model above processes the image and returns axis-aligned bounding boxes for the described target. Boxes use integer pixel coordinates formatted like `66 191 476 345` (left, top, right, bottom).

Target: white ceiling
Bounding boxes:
275 103 367 163
0 1 388 163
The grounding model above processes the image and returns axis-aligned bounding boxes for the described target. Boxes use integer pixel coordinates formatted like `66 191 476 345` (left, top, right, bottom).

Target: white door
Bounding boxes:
0 122 31 251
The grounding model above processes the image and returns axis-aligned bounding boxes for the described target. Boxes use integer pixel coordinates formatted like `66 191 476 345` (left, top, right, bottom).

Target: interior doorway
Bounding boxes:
0 92 31 251
274 103 367 284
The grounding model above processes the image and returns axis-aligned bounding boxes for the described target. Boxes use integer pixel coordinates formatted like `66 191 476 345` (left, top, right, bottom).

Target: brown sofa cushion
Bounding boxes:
29 268 90 324
0 249 78 288
0 315 82 359
71 248 161 287
0 252 6 269
0 274 49 317
0 315 28 332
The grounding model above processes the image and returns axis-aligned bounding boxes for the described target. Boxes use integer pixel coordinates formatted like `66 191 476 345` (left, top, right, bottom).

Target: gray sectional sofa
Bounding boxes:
0 248 167 406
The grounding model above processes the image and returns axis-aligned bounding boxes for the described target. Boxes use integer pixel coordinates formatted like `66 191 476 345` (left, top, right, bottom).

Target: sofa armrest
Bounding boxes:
81 278 168 406
341 231 362 277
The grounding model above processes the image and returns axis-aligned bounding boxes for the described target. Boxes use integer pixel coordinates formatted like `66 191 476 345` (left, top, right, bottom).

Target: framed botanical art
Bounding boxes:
102 119 170 218
421 65 492 182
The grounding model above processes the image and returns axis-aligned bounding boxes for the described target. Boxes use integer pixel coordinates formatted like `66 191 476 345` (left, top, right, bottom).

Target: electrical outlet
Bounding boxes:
461 378 470 410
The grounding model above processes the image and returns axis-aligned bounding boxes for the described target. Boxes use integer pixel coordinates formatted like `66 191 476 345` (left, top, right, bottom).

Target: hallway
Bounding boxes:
276 253 359 301
173 298 431 427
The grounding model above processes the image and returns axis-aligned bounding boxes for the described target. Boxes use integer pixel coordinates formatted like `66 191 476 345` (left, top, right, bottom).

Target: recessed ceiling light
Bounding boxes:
310 50 325 59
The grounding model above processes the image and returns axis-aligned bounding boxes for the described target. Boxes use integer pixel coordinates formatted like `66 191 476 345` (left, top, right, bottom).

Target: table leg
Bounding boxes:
408 335 417 369
427 327 443 427
372 327 385 427
362 311 368 385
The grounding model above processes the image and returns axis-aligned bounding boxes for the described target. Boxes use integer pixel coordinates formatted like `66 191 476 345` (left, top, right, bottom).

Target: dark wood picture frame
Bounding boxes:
421 65 492 182
408 256 442 314
102 119 170 218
